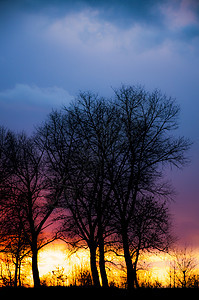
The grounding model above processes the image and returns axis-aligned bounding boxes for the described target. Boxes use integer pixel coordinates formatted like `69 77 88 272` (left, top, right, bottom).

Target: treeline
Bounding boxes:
0 85 190 289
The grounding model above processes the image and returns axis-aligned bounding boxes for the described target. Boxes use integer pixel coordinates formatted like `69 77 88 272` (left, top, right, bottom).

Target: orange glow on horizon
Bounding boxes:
1 240 199 287
37 241 172 287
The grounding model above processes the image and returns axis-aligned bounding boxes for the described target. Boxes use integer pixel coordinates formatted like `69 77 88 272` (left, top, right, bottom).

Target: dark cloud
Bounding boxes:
82 0 165 27
1 0 199 47
179 24 199 41
0 0 165 25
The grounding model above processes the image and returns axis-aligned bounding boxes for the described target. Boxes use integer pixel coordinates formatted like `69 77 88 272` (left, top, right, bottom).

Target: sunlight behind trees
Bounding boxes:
1 240 199 288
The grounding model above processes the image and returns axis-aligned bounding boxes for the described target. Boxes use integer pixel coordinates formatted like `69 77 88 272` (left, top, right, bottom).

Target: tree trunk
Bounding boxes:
134 268 139 288
14 242 21 287
98 233 108 287
122 228 136 290
90 245 101 287
14 257 19 288
32 242 40 288
18 260 21 287
133 246 140 288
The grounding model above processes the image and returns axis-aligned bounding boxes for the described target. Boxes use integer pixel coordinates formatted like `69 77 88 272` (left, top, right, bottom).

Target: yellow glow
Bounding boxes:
38 242 173 287
38 242 68 276
38 241 90 281
1 240 199 287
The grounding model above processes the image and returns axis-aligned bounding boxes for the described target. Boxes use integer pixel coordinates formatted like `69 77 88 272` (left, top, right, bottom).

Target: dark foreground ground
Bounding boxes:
0 286 199 298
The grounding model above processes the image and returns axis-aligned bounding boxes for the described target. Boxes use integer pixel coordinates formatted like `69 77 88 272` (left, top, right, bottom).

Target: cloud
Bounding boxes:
33 1 198 59
41 9 164 56
0 84 73 132
0 0 165 23
43 10 127 54
161 0 199 28
2 0 199 31
0 0 199 97
159 0 199 42
0 84 73 110
1 0 199 67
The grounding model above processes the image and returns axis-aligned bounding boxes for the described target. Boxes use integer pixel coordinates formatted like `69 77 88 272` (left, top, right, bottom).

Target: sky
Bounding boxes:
0 0 199 247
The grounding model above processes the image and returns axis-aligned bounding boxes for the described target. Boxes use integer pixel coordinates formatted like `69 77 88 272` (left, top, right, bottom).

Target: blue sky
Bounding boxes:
0 0 199 246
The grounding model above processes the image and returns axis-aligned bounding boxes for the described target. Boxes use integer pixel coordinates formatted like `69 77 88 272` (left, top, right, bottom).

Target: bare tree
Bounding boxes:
107 85 191 289
170 247 197 288
63 93 118 287
36 94 118 287
128 196 174 287
0 210 30 287
35 85 190 290
0 127 30 287
0 132 60 287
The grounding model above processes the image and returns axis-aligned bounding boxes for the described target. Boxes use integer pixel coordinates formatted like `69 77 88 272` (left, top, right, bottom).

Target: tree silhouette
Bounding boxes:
36 85 190 289
170 247 197 288
128 196 174 287
0 132 60 287
106 85 191 289
36 95 118 287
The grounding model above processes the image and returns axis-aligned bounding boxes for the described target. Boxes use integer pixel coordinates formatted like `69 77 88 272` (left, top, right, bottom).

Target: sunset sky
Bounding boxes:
0 0 199 247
